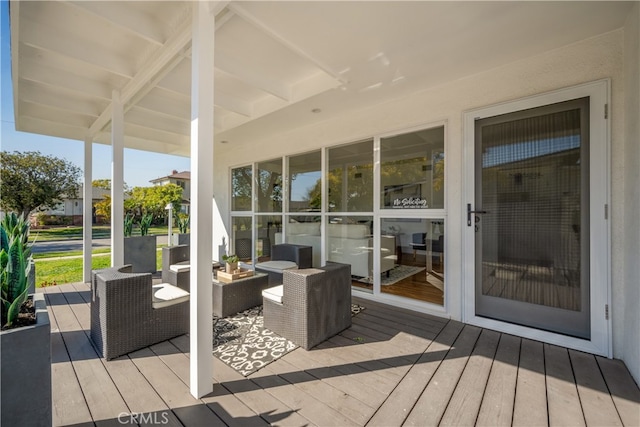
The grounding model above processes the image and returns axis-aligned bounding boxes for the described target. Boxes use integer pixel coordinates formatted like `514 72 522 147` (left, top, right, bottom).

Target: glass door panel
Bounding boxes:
475 98 590 339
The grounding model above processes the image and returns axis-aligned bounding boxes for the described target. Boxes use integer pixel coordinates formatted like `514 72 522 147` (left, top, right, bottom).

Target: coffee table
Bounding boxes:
212 272 269 317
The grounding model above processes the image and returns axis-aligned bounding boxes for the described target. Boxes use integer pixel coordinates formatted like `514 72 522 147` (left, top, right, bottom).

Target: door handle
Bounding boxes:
467 203 488 226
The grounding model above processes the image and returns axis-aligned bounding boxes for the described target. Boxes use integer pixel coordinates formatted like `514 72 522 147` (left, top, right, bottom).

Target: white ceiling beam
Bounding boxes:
124 122 190 147
215 51 291 101
20 80 102 118
126 107 190 136
20 101 95 129
20 25 134 78
227 3 347 85
214 92 252 117
17 116 90 143
65 1 166 46
88 19 193 135
20 59 113 100
135 89 191 121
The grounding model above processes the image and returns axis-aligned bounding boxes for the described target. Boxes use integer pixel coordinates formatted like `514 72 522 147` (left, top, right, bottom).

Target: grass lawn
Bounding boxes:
32 248 111 259
30 226 112 242
36 250 164 287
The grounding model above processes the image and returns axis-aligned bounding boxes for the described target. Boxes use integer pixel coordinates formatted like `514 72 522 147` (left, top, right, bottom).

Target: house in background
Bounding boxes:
150 170 191 214
34 185 110 226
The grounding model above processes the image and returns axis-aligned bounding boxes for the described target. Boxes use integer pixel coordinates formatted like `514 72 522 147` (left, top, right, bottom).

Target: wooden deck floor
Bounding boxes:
43 283 639 427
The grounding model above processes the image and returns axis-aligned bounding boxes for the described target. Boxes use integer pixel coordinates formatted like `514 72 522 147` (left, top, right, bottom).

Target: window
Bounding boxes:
231 166 252 211
327 140 373 212
288 151 321 212
380 127 445 210
256 159 282 212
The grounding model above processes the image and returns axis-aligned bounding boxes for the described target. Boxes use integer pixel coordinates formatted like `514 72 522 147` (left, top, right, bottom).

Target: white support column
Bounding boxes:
83 136 93 283
111 90 125 267
190 1 214 398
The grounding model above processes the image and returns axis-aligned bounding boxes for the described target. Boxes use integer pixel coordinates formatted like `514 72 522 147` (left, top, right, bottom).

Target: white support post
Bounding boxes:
190 1 214 398
111 90 125 267
83 136 93 283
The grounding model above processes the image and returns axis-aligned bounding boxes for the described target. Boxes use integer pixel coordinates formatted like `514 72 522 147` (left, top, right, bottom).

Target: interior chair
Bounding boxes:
410 232 427 260
255 243 313 284
262 262 352 350
90 265 189 360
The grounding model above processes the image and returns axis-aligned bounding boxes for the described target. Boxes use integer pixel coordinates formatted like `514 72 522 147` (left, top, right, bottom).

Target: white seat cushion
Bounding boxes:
169 261 190 273
255 260 298 273
262 285 284 304
152 283 190 309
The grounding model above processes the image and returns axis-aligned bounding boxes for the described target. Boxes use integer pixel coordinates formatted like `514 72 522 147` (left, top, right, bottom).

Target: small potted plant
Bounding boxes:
172 213 190 246
0 213 51 426
222 254 239 273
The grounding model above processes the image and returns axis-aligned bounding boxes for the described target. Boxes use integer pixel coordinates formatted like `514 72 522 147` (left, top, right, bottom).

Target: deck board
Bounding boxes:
43 283 639 427
439 328 501 426
512 339 548 426
367 320 463 426
475 333 520 427
403 324 482 426
597 356 640 427
545 344 585 427
571 349 624 426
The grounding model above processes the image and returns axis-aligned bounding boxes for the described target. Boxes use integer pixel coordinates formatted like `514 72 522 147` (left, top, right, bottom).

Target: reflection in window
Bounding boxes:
282 216 321 267
255 215 281 262
381 127 444 210
232 216 252 261
379 218 444 305
231 166 252 211
327 216 373 292
256 159 282 213
328 140 373 212
288 151 321 212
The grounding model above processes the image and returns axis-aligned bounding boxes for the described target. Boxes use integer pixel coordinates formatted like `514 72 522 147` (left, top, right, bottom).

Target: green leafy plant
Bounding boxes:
139 213 153 236
176 214 189 234
1 213 33 328
124 214 134 237
222 254 239 264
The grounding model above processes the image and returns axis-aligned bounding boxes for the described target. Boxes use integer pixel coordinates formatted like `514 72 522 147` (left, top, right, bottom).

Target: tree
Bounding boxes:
0 151 82 217
95 184 183 223
127 184 184 221
92 179 130 192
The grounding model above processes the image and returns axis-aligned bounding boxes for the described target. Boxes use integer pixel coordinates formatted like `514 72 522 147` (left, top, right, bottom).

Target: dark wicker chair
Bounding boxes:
161 244 190 290
262 262 352 350
90 265 189 360
255 243 313 284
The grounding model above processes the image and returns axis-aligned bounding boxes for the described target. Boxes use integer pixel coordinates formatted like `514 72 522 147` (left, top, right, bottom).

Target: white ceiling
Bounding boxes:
10 1 633 157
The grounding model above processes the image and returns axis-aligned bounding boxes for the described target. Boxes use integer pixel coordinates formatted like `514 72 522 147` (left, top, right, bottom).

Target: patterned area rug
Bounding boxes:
357 265 426 286
213 304 365 376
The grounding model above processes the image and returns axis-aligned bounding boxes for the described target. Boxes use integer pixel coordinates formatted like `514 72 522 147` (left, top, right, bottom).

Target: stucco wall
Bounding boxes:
212 29 635 372
622 2 640 384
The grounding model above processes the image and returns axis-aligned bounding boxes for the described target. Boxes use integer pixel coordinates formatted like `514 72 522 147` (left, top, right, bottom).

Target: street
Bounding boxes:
31 235 169 254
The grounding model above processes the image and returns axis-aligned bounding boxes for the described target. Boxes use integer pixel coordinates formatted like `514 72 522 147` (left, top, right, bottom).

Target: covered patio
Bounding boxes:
8 0 640 421
45 282 639 426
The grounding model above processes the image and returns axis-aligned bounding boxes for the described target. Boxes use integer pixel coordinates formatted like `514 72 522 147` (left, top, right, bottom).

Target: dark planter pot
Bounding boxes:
171 233 190 246
0 293 52 427
27 258 36 294
124 235 157 273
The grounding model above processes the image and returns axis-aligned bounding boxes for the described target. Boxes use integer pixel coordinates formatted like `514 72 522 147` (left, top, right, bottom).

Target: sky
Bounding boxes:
0 0 190 188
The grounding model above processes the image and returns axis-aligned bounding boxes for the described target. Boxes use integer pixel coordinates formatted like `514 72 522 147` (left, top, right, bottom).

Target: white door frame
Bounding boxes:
462 79 612 357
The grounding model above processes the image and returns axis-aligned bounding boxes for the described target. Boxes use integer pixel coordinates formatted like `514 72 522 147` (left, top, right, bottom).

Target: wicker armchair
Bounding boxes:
262 262 352 350
255 243 313 284
90 265 189 360
161 244 190 290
